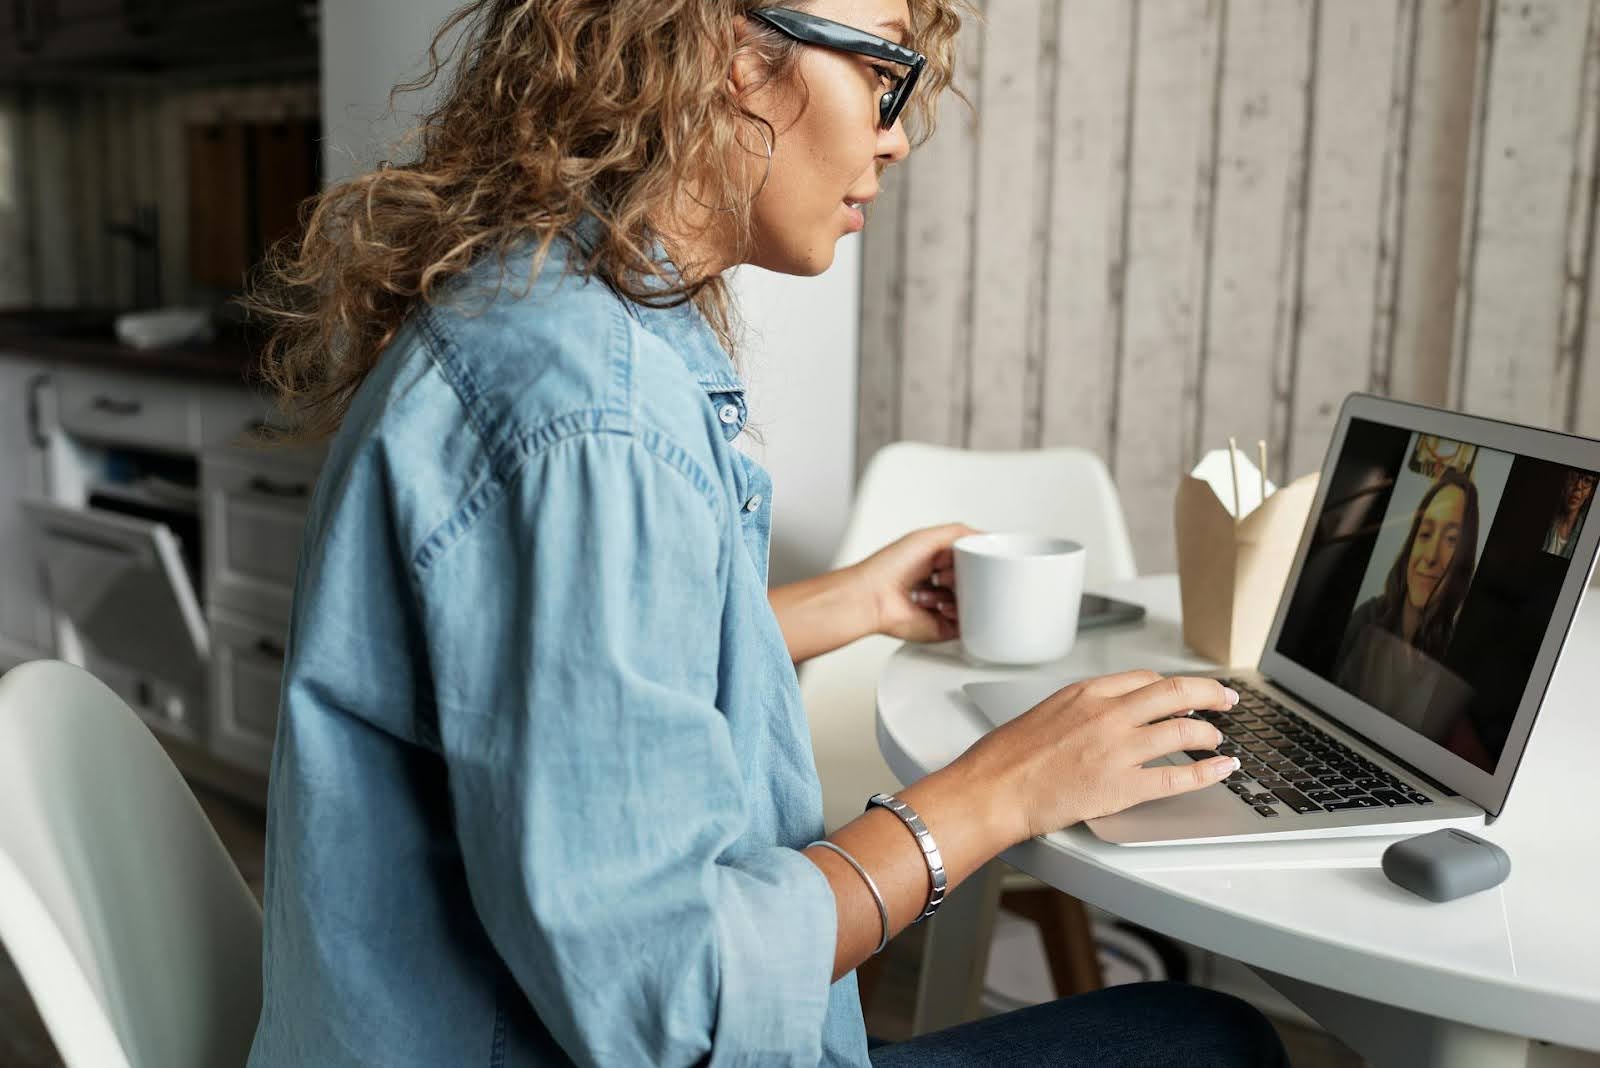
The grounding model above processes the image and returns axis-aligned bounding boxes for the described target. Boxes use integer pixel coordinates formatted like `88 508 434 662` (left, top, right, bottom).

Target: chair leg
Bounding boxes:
999 887 1104 998
909 859 1005 1035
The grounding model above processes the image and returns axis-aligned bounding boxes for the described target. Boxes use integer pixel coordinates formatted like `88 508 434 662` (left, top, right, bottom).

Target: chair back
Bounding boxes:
0 660 262 1068
801 442 1138 831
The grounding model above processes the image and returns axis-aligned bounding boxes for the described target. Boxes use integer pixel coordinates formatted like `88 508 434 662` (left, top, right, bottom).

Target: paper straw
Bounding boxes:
1257 439 1269 502
1228 436 1243 523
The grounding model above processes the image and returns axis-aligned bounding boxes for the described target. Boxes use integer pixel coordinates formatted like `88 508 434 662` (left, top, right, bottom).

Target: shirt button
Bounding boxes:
743 494 763 512
718 403 741 426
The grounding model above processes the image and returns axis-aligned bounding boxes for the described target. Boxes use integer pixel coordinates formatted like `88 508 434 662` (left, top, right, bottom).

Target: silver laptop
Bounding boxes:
967 393 1600 845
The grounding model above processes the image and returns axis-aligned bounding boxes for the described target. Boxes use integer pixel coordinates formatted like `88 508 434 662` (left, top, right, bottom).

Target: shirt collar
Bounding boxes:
566 216 750 443
568 215 747 399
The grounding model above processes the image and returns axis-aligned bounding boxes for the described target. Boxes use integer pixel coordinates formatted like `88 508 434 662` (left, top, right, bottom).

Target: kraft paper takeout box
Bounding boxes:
1175 450 1320 668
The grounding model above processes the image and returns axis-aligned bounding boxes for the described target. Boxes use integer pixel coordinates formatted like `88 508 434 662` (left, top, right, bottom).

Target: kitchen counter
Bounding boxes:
0 309 263 385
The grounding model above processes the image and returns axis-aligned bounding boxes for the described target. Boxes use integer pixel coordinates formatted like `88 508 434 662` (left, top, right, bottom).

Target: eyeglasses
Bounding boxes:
748 6 925 131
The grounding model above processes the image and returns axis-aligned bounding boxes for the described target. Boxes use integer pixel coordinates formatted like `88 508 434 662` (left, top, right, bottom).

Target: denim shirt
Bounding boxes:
248 237 870 1067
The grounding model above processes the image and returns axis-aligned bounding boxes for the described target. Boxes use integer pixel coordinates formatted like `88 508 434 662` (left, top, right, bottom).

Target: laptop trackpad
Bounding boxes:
1086 760 1248 845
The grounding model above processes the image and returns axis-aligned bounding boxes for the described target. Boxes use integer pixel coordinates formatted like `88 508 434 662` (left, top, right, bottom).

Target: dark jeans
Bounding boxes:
867 982 1291 1067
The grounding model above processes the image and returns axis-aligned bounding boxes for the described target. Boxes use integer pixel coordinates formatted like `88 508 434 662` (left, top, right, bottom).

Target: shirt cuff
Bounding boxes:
707 846 838 1067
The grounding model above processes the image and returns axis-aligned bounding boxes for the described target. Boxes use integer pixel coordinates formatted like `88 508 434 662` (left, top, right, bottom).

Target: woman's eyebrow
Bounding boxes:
876 17 910 43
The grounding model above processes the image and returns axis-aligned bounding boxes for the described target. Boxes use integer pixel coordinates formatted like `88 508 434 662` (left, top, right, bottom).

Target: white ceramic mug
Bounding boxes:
953 533 1087 665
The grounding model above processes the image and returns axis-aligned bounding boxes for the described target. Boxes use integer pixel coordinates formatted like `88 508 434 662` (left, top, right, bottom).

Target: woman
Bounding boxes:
1334 470 1479 737
245 2 1285 1064
1541 469 1596 558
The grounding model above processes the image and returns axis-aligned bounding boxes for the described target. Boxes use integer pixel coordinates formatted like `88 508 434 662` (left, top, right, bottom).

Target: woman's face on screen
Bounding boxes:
1407 485 1467 610
1566 472 1596 515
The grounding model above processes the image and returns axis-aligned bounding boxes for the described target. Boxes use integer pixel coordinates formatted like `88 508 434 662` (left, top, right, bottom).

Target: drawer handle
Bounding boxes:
254 637 286 661
26 374 50 449
92 395 144 416
246 476 310 499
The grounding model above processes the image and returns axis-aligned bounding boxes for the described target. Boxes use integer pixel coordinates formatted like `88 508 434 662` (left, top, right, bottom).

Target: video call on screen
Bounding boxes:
1275 419 1597 774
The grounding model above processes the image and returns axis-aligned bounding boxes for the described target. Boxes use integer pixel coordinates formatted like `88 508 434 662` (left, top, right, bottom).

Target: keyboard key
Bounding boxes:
1323 796 1384 811
1227 782 1253 796
1369 789 1414 807
1334 785 1367 797
1253 805 1280 818
1272 787 1322 814
1307 789 1339 803
1185 749 1219 762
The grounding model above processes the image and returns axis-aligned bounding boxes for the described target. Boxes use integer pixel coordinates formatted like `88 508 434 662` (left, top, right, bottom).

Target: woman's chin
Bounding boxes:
765 248 835 277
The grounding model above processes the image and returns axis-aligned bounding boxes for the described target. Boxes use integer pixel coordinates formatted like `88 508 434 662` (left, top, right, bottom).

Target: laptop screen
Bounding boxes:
1273 417 1597 775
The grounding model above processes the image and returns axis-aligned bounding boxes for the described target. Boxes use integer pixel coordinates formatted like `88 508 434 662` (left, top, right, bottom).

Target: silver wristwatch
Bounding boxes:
865 792 947 922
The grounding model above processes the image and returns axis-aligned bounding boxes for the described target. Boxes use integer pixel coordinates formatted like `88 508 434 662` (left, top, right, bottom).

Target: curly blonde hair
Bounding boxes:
246 0 972 441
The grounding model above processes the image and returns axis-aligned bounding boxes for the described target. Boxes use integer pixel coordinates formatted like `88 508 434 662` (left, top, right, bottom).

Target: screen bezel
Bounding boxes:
1257 393 1600 817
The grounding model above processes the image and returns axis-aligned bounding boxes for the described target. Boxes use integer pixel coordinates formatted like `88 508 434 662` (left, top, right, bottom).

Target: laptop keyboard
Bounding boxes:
1187 679 1435 819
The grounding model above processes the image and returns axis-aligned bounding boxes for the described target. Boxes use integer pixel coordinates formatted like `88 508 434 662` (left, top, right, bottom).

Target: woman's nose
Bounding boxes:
878 117 911 165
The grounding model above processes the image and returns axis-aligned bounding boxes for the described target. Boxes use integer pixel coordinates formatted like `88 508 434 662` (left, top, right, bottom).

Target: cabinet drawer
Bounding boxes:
22 498 209 745
56 368 201 453
208 608 287 773
203 450 315 621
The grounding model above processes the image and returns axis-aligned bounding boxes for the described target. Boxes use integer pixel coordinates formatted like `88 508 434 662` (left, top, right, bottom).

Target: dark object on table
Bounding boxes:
1381 828 1510 902
1079 593 1146 630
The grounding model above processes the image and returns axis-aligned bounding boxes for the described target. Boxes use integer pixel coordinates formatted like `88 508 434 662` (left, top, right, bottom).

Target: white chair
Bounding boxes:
0 660 262 1068
799 441 1137 1031
803 441 1137 832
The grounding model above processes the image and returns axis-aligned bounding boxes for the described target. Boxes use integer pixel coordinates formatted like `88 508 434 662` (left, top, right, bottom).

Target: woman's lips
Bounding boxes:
843 201 865 232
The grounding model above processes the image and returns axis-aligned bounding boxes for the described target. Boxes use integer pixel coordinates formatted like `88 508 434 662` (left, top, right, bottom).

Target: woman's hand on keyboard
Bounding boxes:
958 670 1241 842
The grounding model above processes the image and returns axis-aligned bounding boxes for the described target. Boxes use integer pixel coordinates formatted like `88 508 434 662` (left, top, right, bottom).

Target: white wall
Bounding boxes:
319 0 860 586
320 0 459 183
730 251 859 586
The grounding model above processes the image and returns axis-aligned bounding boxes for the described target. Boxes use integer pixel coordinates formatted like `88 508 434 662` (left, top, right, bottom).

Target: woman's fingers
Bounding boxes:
1129 715 1225 766
1116 674 1237 727
1136 753 1240 805
908 586 956 610
1078 669 1164 700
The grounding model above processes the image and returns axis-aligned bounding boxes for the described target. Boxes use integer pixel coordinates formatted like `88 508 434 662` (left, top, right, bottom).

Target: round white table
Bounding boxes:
876 574 1600 1067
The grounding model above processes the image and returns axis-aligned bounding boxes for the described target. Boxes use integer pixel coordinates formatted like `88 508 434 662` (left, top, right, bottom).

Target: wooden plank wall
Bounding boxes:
860 0 1600 571
0 80 317 311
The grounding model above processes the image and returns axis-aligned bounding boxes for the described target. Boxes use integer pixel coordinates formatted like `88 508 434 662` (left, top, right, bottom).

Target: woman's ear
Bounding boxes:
728 15 762 99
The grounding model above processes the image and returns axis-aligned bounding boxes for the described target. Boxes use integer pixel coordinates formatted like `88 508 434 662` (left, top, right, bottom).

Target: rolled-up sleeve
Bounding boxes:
415 429 837 1067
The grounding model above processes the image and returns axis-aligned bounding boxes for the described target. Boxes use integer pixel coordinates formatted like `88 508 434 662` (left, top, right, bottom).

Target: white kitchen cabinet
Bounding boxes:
202 446 320 624
207 605 287 774
6 356 315 798
0 356 56 669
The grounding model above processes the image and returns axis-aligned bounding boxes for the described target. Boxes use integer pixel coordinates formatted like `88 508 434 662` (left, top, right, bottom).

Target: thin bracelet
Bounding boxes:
865 792 947 922
807 840 890 956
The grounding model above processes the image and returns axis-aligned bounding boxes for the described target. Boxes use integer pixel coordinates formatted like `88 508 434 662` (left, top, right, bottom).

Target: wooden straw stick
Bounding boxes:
1257 438 1269 502
1227 436 1243 522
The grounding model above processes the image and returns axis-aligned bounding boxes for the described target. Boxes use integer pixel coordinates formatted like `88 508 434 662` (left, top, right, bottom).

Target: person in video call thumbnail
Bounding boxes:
1333 469 1480 723
1541 469 1596 559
